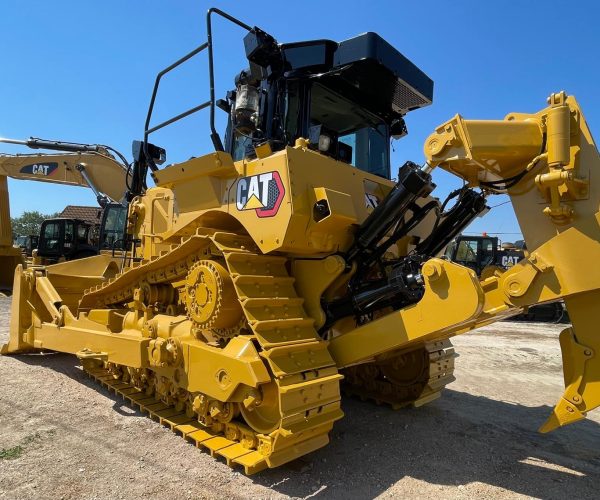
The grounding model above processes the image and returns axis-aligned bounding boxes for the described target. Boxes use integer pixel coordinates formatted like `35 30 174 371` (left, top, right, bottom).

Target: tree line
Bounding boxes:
11 211 59 239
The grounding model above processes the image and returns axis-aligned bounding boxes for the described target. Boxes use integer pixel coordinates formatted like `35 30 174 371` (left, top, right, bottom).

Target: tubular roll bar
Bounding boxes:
143 8 253 169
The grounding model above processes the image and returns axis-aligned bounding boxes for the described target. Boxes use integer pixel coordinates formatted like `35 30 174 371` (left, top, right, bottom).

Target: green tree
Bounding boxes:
11 211 59 238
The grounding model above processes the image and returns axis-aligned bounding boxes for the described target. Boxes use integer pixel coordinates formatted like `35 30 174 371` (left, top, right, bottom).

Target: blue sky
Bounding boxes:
1 1 598 241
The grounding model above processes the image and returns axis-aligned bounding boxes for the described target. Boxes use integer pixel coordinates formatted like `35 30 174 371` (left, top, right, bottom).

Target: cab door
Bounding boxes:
99 203 128 251
38 220 64 258
478 237 497 272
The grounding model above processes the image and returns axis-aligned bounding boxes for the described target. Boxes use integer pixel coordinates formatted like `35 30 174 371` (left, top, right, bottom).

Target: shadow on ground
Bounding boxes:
11 350 600 499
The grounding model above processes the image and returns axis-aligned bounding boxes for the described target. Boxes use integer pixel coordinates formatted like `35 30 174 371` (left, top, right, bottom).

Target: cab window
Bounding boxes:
77 224 89 244
480 238 495 267
444 241 457 260
455 239 478 263
309 83 390 178
42 222 61 252
64 222 74 247
101 205 127 250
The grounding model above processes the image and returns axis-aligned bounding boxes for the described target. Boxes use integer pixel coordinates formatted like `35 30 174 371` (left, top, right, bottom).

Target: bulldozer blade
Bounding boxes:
0 263 35 354
540 290 600 433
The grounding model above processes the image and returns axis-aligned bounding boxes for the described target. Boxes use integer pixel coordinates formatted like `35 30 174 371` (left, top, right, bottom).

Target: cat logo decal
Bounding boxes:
19 162 59 176
236 171 285 218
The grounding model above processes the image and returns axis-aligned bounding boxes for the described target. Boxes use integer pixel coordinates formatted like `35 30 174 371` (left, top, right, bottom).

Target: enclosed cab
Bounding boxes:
14 235 38 257
222 31 433 179
38 218 98 263
444 235 525 276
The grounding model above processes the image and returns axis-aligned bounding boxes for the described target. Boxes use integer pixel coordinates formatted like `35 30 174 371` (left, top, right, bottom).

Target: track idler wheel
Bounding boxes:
239 380 280 434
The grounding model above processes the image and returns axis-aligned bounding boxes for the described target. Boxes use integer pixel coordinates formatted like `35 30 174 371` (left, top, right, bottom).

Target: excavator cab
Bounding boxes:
37 217 97 263
36 203 127 263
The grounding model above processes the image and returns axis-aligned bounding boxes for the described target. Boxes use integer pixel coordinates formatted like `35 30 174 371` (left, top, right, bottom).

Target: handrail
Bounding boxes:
143 8 253 170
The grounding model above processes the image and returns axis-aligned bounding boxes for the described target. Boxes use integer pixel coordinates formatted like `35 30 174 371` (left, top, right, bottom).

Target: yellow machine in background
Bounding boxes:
3 8 600 474
0 175 21 295
0 137 129 293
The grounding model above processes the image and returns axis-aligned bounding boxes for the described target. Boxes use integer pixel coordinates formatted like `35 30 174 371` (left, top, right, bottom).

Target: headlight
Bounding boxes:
318 134 331 152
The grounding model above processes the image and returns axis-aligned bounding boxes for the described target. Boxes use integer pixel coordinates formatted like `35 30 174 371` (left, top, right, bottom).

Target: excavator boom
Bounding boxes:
0 139 128 294
0 148 127 203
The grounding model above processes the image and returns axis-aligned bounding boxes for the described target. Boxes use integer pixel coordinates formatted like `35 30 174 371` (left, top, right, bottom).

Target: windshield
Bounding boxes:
444 241 456 260
309 83 390 178
455 239 478 264
41 221 61 253
101 205 127 250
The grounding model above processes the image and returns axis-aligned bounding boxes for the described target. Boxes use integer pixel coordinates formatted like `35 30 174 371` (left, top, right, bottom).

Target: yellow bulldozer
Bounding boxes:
3 8 600 474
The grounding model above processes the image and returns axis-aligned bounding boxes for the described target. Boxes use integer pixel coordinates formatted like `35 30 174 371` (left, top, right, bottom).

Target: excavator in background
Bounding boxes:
0 137 129 293
37 215 100 264
3 8 600 474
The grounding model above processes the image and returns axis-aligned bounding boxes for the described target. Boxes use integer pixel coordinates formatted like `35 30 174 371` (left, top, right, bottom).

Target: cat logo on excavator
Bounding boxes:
235 171 284 217
19 162 58 176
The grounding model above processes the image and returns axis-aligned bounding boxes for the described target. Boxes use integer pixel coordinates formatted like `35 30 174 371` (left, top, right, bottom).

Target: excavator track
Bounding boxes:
341 339 456 409
80 231 343 473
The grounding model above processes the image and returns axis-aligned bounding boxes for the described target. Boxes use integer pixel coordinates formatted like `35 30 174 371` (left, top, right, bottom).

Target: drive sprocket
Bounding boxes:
184 259 243 333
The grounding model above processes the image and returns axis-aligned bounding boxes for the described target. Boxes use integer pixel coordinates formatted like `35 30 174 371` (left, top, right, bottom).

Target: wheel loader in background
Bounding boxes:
0 137 129 293
3 8 600 474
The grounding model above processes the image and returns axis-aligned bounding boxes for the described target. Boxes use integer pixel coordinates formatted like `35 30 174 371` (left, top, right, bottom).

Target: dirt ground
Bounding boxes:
0 296 599 499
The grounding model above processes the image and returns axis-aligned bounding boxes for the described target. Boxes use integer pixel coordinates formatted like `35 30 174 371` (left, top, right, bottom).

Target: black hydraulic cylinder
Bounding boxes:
0 136 104 153
346 161 433 263
24 138 102 153
416 189 488 257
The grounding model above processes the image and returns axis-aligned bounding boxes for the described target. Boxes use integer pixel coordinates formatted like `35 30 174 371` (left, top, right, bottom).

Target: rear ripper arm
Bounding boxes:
330 91 600 432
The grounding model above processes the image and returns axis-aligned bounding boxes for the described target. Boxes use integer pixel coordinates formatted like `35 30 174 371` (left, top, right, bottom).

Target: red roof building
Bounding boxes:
58 205 102 226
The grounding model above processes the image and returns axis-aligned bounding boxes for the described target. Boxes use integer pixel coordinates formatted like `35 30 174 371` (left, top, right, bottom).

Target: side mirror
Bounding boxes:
132 140 167 166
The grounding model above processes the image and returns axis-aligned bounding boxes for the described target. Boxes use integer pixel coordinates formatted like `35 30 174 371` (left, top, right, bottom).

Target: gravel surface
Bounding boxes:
1 295 599 499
